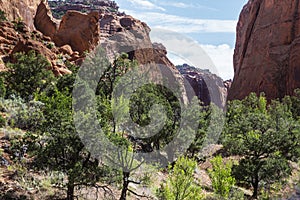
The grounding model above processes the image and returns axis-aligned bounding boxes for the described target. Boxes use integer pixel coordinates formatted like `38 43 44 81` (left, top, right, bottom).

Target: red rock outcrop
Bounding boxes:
33 1 175 66
53 11 100 54
0 0 42 30
99 13 154 64
34 1 59 39
0 19 77 75
0 21 19 56
11 38 56 61
228 0 300 100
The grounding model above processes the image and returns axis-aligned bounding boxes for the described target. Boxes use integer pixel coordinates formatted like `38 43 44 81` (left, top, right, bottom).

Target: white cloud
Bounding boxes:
150 29 234 80
159 2 191 8
168 44 234 80
200 44 234 80
127 0 165 11
168 2 190 8
155 1 218 11
123 10 236 33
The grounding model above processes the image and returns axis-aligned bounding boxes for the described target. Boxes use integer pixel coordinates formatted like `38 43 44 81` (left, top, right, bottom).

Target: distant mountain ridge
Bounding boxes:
48 0 120 18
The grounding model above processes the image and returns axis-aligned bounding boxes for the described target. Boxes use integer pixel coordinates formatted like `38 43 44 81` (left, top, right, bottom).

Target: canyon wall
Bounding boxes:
229 0 300 100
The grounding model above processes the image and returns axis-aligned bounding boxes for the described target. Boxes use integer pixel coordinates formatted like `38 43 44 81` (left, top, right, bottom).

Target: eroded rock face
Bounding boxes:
11 38 57 61
0 20 78 75
228 0 300 100
177 64 230 107
34 1 59 38
0 21 19 56
99 13 154 64
0 0 42 30
54 11 100 54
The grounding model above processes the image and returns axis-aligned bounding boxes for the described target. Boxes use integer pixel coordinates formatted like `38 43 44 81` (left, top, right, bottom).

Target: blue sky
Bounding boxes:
114 0 248 80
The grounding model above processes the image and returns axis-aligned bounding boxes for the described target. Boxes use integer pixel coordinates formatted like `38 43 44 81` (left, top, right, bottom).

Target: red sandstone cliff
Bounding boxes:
228 0 300 100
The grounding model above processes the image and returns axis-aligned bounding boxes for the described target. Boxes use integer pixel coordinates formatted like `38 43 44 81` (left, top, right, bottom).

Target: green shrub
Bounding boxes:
3 50 54 99
208 156 235 198
0 96 44 131
157 156 203 200
0 114 5 127
0 10 7 21
12 17 25 32
46 42 55 49
0 77 6 98
222 93 300 199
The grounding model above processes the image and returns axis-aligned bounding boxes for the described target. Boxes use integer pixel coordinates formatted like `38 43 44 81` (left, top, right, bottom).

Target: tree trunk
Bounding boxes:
252 176 259 199
67 183 75 200
120 171 130 200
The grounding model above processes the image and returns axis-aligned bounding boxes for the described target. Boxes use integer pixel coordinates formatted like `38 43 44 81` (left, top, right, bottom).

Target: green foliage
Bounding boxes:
187 102 223 158
208 155 235 198
222 93 300 198
0 96 44 131
25 89 112 200
12 18 25 32
0 114 5 128
286 88 300 119
0 10 7 21
3 51 54 100
157 156 203 200
0 77 6 98
129 83 181 154
46 42 55 49
55 62 79 93
96 52 137 98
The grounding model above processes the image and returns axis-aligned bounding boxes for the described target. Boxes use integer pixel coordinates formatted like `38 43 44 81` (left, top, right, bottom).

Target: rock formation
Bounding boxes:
177 64 230 107
100 13 162 66
228 0 300 100
0 0 42 30
49 0 120 19
34 1 59 39
0 0 228 105
0 19 79 75
53 11 100 54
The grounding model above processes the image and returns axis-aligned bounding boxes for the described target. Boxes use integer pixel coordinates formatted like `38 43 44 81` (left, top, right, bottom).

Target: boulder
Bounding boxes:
100 13 154 64
59 44 73 55
53 11 100 54
11 38 57 63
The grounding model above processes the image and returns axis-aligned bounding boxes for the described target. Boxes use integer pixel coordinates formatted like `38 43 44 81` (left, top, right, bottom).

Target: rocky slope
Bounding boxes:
228 0 300 100
177 64 230 107
32 0 179 67
0 0 42 31
0 19 76 75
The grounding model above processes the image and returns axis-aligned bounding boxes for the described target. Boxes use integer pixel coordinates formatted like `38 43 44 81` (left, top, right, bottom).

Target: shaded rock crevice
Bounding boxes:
291 0 300 42
237 0 263 77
